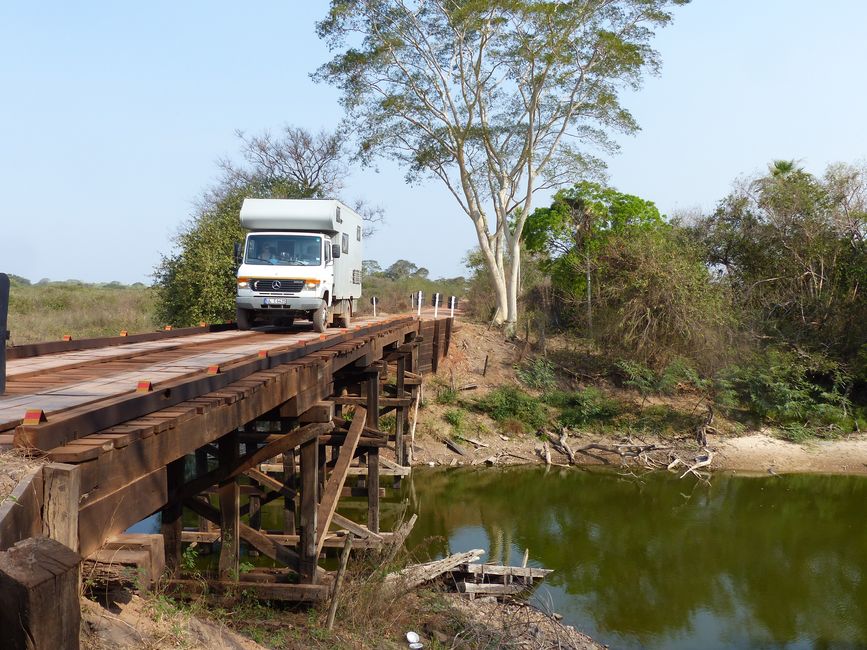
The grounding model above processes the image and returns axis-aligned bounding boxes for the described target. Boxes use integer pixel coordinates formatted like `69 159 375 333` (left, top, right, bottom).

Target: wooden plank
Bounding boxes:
161 458 185 575
43 463 80 552
333 396 413 407
367 447 380 534
6 323 234 360
180 530 392 550
315 407 366 557
282 449 296 536
184 497 305 573
78 467 168 557
218 434 239 580
330 512 383 541
0 467 43 550
13 319 411 451
45 443 102 463
298 400 335 423
457 582 527 595
101 533 166 586
299 439 318 583
0 537 81 650
166 578 328 602
458 564 552 579
179 422 332 501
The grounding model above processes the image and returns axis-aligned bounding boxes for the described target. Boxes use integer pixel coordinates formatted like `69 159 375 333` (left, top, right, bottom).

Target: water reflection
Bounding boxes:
397 467 867 649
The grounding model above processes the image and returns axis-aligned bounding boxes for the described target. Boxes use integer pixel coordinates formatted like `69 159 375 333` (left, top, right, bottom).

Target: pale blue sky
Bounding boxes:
1 1 865 284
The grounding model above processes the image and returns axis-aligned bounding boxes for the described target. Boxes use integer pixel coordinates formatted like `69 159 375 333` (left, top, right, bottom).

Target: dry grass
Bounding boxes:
0 448 45 503
7 282 157 345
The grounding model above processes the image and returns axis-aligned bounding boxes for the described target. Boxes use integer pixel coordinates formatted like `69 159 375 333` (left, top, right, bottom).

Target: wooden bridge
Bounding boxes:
0 300 454 648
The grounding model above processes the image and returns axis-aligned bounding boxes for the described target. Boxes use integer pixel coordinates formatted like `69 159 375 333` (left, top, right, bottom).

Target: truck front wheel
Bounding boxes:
312 301 328 333
236 307 253 331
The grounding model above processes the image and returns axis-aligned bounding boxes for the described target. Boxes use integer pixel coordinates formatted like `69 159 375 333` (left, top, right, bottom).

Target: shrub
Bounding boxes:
544 388 621 427
716 347 855 431
444 409 465 433
435 385 459 405
516 357 557 391
474 387 548 431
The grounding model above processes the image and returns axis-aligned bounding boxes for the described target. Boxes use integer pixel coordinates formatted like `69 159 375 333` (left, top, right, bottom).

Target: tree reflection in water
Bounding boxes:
393 467 867 649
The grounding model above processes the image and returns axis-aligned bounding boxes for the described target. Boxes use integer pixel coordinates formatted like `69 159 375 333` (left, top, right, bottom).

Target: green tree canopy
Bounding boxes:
690 160 867 361
316 0 688 330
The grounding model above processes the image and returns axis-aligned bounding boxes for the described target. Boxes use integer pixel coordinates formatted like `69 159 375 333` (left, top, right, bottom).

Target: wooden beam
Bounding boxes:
166 578 329 602
181 530 392 550
298 400 335 423
184 497 307 574
218 434 239 580
179 422 332 501
0 537 81 650
299 439 318 583
315 407 366 557
0 468 43 551
282 450 296 535
78 467 167 557
13 319 411 451
161 457 185 575
245 468 294 497
367 447 380 534
331 512 383 541
333 396 413 408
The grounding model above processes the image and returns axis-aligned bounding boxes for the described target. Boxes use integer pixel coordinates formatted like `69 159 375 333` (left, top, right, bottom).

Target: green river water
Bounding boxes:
391 467 867 649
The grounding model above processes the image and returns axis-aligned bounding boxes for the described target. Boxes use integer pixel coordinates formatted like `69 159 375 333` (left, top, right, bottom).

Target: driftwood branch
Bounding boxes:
386 549 485 590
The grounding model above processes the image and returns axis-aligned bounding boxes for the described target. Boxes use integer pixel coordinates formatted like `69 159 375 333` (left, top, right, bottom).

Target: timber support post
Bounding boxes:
162 457 186 574
395 354 407 466
218 432 240 580
0 537 81 650
367 446 380 534
299 438 319 583
43 463 80 552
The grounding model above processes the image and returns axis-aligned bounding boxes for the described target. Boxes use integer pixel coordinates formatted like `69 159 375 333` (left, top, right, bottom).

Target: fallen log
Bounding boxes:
386 549 485 590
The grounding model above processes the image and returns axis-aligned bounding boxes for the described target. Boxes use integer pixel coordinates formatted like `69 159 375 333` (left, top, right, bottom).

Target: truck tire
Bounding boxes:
312 301 328 333
336 301 351 328
236 307 253 331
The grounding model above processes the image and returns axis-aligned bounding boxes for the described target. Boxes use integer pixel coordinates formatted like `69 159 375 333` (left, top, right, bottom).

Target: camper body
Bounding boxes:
235 199 363 332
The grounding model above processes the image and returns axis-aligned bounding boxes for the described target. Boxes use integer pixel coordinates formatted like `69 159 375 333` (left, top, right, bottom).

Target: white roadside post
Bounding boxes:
370 296 377 318
416 291 423 317
432 292 441 319
449 295 458 318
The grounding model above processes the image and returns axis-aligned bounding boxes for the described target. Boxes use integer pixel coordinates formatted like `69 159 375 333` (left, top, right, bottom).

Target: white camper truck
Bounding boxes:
235 199 363 332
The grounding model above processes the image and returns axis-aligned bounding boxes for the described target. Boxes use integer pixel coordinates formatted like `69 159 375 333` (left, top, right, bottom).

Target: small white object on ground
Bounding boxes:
406 631 420 644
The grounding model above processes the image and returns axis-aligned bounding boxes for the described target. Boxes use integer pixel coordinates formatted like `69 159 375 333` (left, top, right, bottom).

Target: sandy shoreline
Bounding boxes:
411 430 867 476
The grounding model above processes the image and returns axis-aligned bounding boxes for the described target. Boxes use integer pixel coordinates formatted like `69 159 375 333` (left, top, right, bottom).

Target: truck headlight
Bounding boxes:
304 279 320 290
237 277 250 289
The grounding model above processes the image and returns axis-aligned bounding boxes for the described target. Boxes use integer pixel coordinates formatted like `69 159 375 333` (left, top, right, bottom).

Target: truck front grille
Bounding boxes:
251 279 305 293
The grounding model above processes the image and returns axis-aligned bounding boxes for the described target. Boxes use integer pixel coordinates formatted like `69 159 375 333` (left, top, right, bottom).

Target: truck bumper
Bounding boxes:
237 296 323 312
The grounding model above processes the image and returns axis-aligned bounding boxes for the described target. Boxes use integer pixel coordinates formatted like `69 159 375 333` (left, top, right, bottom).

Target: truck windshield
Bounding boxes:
245 235 322 266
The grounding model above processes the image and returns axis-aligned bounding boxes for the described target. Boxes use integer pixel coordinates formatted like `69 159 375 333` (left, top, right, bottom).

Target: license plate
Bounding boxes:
264 297 289 305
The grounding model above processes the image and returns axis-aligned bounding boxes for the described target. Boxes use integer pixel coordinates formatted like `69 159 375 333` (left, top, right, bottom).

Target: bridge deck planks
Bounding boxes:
2 315 452 561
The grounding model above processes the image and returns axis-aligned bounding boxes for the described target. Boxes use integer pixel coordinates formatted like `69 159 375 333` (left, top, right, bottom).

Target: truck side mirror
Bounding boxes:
233 242 242 265
332 243 341 259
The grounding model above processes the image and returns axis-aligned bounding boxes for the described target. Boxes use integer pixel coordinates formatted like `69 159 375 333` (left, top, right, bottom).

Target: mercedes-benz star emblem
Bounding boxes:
273 281 282 289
